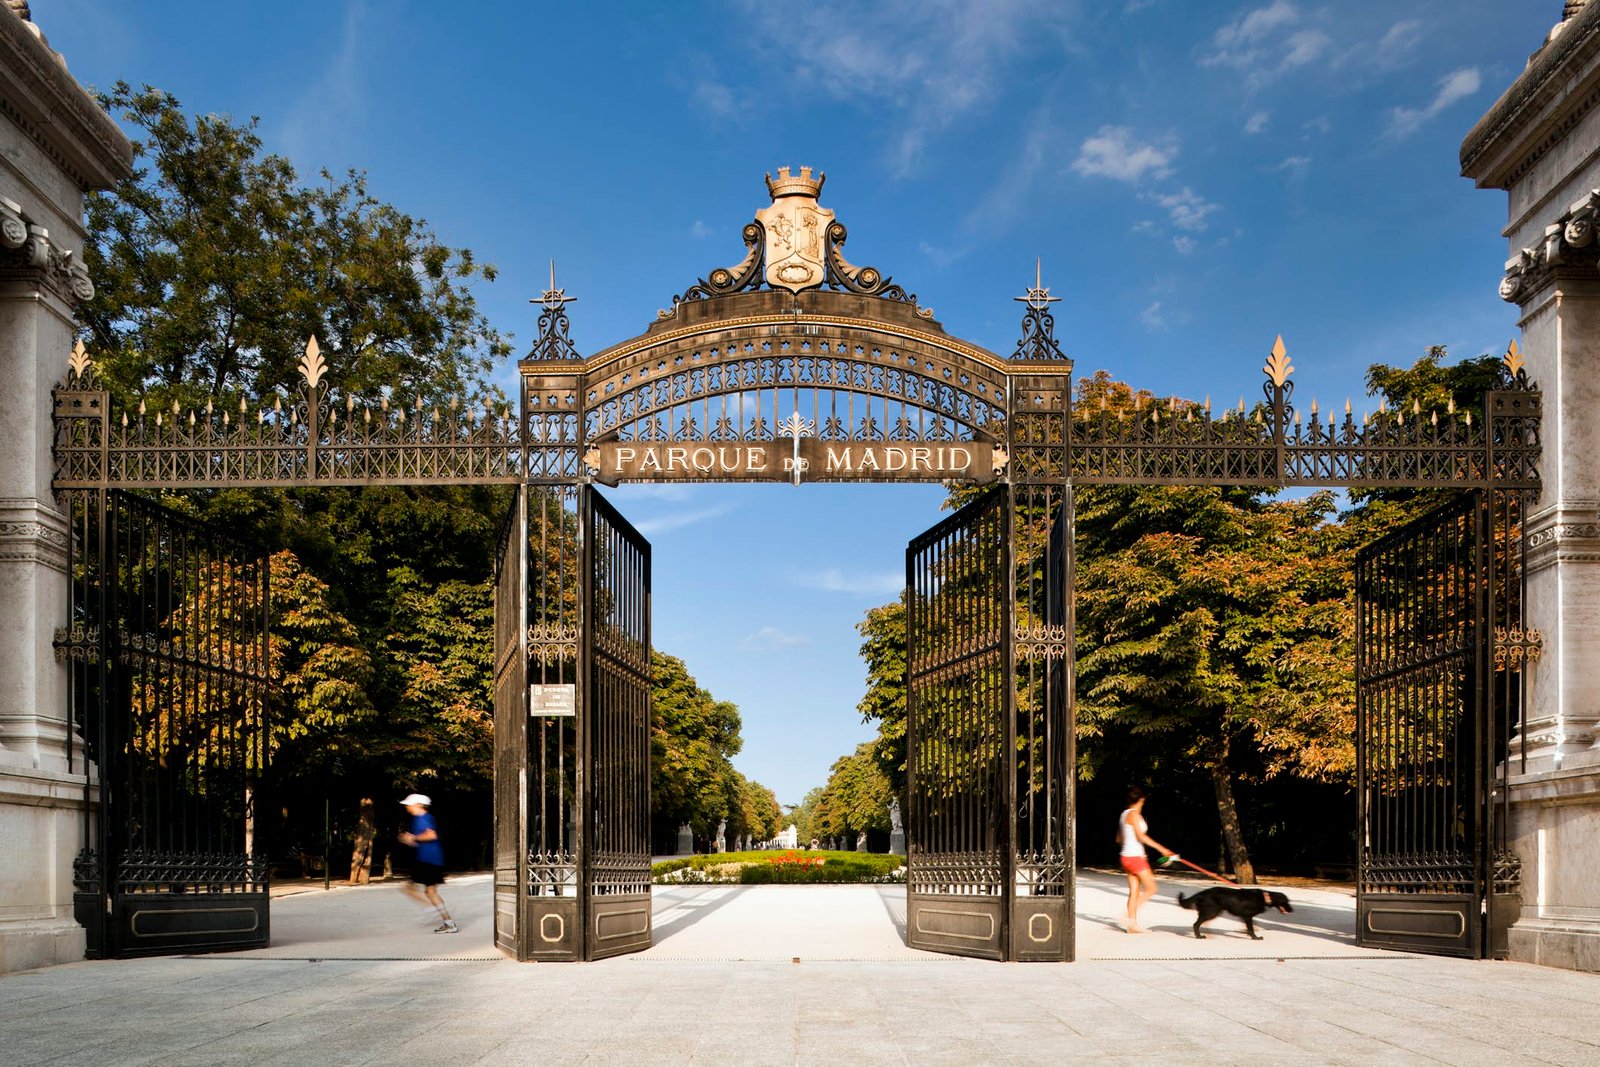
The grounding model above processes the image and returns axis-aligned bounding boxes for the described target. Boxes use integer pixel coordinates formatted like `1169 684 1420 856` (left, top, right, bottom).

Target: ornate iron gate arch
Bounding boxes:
53 166 1542 963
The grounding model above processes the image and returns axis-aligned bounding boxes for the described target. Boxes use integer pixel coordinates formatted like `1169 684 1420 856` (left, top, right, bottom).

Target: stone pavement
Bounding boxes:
3 872 1600 1065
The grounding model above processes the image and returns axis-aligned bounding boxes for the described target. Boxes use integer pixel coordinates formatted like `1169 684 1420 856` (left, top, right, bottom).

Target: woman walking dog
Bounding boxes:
1118 786 1177 933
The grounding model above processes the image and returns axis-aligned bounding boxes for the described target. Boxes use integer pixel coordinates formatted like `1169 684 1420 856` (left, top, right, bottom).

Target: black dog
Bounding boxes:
1177 887 1293 940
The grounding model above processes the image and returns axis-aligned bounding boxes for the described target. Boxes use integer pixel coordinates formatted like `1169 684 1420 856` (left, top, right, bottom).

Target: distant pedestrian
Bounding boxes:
1118 786 1176 934
398 793 457 933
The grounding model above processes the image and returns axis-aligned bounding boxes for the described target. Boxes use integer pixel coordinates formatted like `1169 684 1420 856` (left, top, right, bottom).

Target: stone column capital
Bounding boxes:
0 194 93 305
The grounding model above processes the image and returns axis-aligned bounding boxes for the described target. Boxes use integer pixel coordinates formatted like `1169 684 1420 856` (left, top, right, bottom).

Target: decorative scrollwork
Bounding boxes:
1494 625 1544 669
1013 261 1065 362
66 338 95 386
298 335 326 390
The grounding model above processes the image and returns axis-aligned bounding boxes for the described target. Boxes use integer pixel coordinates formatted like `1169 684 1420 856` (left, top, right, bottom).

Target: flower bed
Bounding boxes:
651 849 905 885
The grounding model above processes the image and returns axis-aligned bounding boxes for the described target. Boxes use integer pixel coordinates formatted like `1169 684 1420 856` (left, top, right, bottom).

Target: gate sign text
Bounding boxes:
587 440 1005 484
529 684 576 717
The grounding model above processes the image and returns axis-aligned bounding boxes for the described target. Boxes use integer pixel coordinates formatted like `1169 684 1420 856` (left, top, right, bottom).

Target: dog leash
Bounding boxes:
1159 853 1242 887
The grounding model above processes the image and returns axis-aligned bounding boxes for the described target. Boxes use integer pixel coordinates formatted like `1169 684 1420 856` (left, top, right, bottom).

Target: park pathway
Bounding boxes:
6 872 1600 1064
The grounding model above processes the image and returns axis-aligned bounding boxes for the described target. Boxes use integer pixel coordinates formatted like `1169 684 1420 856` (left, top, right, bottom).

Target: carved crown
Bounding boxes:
765 166 825 200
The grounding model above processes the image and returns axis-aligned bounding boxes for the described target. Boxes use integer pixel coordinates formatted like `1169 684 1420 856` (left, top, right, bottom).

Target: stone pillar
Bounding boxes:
675 822 693 856
0 7 132 973
1462 0 1600 971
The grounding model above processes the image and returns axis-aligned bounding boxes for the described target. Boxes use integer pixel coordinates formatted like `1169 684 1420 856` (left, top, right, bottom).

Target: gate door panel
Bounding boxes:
521 488 583 961
1010 484 1075 962
1356 492 1490 958
65 491 271 958
491 488 529 958
581 488 653 960
906 487 1012 960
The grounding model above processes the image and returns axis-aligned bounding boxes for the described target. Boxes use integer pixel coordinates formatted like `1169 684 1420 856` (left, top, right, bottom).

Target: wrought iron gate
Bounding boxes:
905 485 1074 962
494 485 651 961
492 487 528 957
906 487 1011 959
63 491 271 957
1355 490 1526 958
581 489 653 959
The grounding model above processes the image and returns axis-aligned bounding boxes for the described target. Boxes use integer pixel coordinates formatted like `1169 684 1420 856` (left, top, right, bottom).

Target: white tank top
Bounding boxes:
1119 809 1146 857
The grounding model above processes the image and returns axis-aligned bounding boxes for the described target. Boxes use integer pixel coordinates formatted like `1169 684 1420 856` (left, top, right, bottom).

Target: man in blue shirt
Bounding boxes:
399 793 457 933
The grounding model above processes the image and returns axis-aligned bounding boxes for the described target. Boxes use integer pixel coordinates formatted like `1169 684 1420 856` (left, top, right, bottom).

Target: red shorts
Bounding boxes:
1120 855 1150 874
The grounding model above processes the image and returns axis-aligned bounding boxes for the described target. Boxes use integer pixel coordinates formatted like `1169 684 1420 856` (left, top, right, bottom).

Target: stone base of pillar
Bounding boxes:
1507 918 1600 972
0 918 85 974
1504 759 1600 973
675 823 693 856
0 763 90 974
889 830 905 856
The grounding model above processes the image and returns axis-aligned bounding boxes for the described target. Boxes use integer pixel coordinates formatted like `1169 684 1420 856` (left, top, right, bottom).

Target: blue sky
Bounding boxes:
48 1 1554 805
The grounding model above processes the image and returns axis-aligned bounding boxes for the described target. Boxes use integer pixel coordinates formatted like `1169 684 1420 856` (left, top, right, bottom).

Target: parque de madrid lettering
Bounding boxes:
586 440 1005 484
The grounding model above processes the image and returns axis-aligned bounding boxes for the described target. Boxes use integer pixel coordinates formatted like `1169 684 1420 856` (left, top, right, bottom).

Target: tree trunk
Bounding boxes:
1208 741 1256 885
348 797 376 884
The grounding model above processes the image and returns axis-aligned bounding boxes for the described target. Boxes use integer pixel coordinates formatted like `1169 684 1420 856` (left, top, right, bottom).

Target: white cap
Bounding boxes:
400 793 431 807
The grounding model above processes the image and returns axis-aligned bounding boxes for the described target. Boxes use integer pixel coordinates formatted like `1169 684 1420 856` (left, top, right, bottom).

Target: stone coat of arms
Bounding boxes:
757 167 832 293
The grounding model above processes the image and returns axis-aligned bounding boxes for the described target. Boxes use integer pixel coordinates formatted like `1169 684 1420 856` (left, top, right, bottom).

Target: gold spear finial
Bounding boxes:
67 338 93 382
300 335 327 390
1264 335 1293 387
1504 339 1524 378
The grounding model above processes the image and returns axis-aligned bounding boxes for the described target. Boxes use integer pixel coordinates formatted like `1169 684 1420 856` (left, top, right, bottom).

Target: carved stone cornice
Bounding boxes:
1525 500 1600 571
0 194 93 302
0 7 132 193
1498 189 1600 303
0 497 69 572
1461 2 1600 190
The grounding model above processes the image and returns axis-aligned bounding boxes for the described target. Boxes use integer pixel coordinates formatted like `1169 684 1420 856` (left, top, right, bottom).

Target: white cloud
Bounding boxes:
1278 154 1313 177
1071 126 1177 183
918 240 968 268
1141 301 1167 330
740 626 812 651
1245 111 1270 134
967 106 1062 229
1373 19 1423 68
691 219 713 239
632 503 737 536
1386 67 1481 139
1200 2 1330 87
692 79 739 119
739 0 1063 177
1124 0 1159 11
1154 187 1218 231
276 2 373 167
793 567 904 597
1171 235 1197 255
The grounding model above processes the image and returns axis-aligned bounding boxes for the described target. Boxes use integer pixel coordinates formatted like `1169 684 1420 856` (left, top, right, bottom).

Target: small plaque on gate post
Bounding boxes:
529 684 576 717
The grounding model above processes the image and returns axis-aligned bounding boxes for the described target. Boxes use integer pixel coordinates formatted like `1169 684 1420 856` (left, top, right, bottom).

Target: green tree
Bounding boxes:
812 743 894 843
651 650 744 842
82 83 507 408
1074 482 1350 882
374 567 495 786
81 85 516 860
268 549 375 769
855 598 907 792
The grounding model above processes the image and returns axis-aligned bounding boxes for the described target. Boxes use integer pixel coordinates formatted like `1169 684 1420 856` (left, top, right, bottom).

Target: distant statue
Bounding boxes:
675 822 694 856
714 819 727 853
889 799 902 833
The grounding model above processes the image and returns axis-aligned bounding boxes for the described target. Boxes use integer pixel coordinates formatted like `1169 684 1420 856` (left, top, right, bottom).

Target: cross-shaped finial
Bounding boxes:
535 259 576 311
1014 258 1060 311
